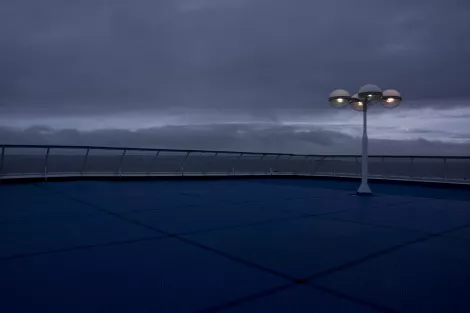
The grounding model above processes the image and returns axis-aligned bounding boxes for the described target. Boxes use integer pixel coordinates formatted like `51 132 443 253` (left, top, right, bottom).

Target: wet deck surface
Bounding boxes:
1 178 470 312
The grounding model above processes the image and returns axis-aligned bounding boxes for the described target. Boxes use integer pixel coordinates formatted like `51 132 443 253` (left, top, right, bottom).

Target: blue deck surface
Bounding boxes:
1 178 469 312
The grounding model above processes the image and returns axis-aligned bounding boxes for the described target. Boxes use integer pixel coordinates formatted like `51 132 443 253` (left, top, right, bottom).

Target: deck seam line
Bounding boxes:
305 220 470 282
0 236 164 262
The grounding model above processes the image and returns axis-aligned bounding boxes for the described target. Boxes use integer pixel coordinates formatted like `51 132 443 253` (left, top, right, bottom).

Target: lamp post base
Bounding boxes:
357 183 372 195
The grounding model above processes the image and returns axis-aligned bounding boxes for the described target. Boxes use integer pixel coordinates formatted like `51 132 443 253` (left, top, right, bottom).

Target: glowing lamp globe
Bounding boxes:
350 94 365 111
329 89 351 108
382 89 402 108
358 84 382 101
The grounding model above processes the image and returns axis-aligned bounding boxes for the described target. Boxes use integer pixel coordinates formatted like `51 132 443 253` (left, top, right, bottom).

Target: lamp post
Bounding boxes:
329 85 402 195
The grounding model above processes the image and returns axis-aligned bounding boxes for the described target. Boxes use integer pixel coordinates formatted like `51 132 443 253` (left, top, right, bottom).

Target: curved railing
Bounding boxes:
0 144 469 184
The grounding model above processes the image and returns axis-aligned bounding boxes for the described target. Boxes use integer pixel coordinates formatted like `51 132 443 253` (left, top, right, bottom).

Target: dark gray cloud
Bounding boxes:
1 0 470 116
1 0 469 154
1 124 469 156
2 102 469 143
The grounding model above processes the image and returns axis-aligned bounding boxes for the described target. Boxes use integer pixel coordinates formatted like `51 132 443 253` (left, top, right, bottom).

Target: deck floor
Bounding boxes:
1 178 470 312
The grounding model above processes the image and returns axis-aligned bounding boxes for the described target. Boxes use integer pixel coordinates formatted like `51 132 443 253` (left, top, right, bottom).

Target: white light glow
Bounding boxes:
386 98 395 103
337 98 344 103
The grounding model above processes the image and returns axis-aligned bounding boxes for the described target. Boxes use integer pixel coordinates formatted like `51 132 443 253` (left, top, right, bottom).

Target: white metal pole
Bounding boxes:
357 99 372 194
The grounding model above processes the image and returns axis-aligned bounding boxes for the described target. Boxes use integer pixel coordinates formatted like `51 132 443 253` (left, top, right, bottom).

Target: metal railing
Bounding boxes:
0 144 469 184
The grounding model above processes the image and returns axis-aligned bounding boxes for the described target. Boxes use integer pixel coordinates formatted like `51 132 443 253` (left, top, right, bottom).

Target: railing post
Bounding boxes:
265 156 272 176
312 156 325 176
180 152 191 176
274 154 281 174
444 158 447 181
81 148 90 176
381 156 385 178
355 157 360 177
147 151 160 175
410 157 414 178
118 149 127 177
0 146 4 177
44 148 50 182
234 153 243 175
258 154 266 175
332 157 336 177
287 155 294 174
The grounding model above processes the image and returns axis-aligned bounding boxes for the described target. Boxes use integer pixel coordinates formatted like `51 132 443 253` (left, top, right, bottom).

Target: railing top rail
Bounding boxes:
0 144 469 159
0 144 296 156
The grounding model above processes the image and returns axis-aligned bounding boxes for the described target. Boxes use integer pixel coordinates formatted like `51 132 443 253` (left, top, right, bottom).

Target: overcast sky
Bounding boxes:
1 0 469 154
